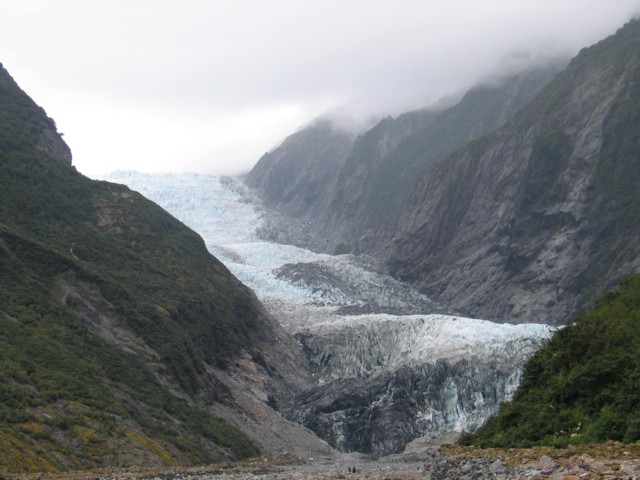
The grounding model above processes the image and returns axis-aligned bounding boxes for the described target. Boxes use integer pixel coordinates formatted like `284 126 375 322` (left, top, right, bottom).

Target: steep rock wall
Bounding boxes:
386 20 640 324
244 63 563 256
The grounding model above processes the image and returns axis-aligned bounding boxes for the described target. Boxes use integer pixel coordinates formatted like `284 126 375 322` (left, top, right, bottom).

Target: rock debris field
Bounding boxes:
10 440 640 480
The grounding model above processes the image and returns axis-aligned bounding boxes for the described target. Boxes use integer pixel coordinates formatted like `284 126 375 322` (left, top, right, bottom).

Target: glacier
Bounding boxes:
102 171 554 455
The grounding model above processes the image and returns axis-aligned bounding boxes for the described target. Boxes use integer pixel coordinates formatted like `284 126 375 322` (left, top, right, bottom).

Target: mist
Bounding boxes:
1 0 638 177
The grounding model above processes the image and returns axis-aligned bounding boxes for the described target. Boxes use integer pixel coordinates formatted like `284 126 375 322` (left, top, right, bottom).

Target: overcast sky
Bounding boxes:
2 1 639 177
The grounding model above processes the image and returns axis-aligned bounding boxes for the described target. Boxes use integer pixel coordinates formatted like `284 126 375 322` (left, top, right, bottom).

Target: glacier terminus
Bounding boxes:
104 171 553 456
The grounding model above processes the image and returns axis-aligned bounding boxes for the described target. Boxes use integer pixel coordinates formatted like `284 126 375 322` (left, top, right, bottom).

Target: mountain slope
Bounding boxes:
245 62 563 255
0 64 314 472
245 118 356 222
243 112 438 250
460 274 640 447
324 61 565 255
386 19 640 325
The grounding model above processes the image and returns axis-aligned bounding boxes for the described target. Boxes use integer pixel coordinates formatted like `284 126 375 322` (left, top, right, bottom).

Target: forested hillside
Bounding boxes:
0 64 309 472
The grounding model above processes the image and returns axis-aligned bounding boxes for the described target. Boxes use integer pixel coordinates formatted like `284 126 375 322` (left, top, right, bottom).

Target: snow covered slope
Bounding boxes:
102 171 553 455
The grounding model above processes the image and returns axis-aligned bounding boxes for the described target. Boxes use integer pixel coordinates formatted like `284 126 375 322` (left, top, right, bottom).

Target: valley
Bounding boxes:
103 171 553 456
2 13 640 477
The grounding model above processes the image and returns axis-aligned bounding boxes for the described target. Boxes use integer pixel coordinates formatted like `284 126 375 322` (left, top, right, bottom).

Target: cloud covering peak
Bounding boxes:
2 0 638 176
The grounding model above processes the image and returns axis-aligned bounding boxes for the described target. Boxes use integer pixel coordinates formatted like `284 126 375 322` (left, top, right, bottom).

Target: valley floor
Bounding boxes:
10 441 640 480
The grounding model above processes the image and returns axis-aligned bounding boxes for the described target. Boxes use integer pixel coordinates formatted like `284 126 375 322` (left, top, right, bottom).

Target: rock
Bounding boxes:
385 20 640 325
245 63 562 260
537 455 554 469
621 462 640 475
489 458 504 474
460 462 474 473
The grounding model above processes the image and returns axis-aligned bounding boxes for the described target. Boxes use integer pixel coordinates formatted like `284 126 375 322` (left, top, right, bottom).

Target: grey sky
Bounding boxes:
1 1 638 177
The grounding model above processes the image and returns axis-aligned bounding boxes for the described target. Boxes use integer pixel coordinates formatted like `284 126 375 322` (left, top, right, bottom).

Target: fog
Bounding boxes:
1 0 638 176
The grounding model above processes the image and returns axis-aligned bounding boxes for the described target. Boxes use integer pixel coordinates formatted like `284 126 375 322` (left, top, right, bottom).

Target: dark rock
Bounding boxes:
244 62 564 259
284 358 527 457
385 19 640 324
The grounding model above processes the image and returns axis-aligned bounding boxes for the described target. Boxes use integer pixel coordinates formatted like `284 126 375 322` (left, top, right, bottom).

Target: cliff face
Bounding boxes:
322 62 565 255
244 119 355 224
245 63 563 255
244 111 437 250
386 19 640 325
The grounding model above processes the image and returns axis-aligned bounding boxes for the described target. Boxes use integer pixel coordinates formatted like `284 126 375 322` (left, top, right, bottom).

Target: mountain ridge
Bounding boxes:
385 18 640 324
245 60 565 256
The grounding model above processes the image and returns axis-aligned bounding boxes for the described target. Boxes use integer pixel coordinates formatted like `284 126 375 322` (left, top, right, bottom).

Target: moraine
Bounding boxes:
101 171 553 455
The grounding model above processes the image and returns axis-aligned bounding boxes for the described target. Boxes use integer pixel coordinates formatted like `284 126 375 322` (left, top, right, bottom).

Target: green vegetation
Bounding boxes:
460 274 640 448
0 64 260 470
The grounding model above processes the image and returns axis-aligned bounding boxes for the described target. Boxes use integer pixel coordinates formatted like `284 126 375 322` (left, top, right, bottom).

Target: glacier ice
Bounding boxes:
297 313 551 383
100 171 444 331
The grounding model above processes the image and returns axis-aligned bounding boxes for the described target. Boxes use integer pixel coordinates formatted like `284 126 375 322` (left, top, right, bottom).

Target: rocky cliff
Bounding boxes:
323 62 565 255
245 118 356 223
245 62 563 255
244 111 438 249
386 19 640 325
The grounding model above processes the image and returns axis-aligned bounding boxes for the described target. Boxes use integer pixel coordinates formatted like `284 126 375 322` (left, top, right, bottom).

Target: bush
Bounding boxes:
463 275 640 447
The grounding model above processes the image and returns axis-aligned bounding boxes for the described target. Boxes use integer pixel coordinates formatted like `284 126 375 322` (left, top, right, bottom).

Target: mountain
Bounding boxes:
245 118 356 225
325 61 566 255
237 18 640 452
245 61 565 255
385 18 640 325
0 64 322 472
460 274 640 447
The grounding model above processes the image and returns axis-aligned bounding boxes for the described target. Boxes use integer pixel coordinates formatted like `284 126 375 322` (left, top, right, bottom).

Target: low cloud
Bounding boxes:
2 0 638 176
